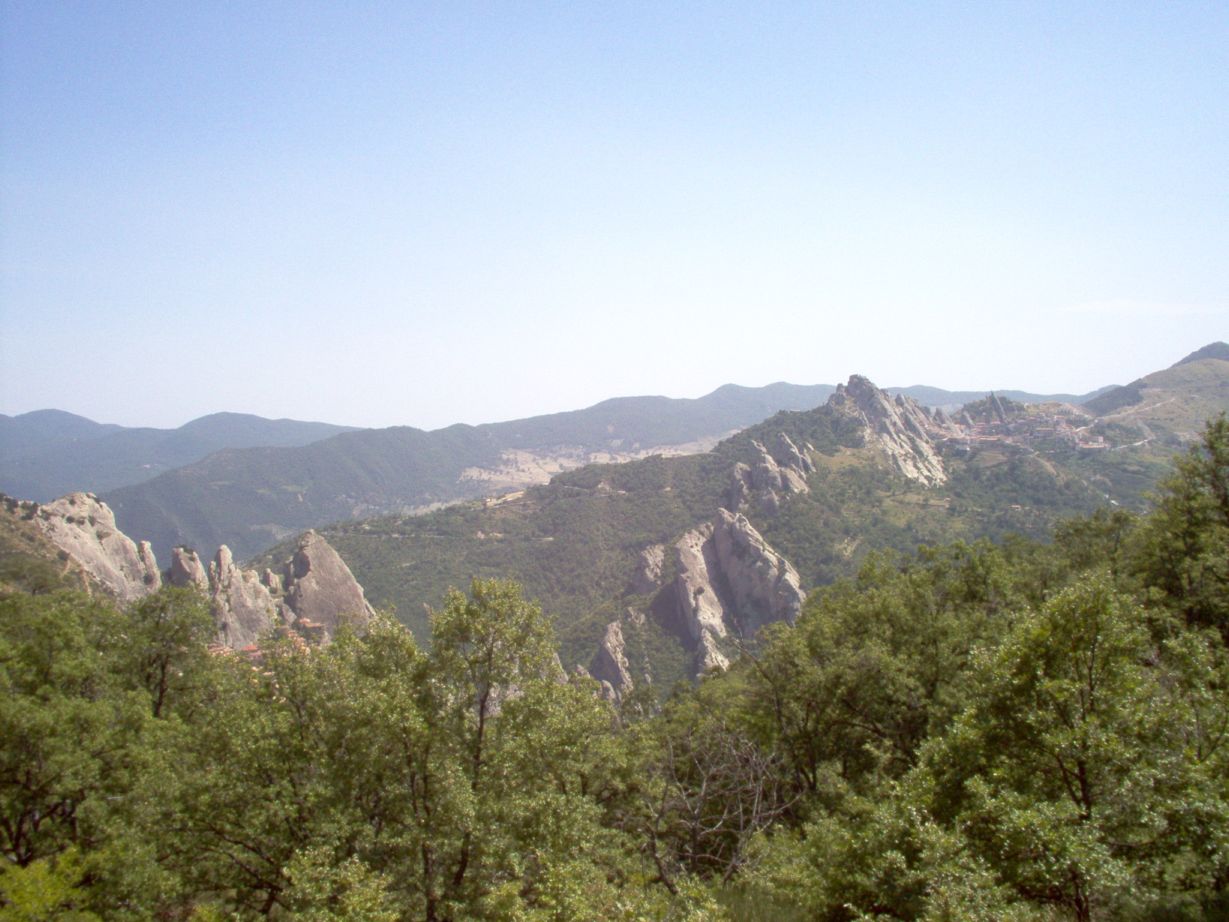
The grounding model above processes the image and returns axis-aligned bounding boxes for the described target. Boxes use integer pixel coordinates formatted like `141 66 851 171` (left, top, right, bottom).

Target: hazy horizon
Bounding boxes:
3 3 1226 430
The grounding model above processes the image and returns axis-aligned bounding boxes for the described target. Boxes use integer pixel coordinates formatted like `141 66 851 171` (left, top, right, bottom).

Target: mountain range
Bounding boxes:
0 410 357 501
3 344 1226 696
1 379 1126 562
245 346 1229 689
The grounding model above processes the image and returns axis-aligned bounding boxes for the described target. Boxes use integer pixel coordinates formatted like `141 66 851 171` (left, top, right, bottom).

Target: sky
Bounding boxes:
1 2 1226 430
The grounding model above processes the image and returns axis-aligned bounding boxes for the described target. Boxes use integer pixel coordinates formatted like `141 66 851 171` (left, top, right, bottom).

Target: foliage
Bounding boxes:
3 417 1229 918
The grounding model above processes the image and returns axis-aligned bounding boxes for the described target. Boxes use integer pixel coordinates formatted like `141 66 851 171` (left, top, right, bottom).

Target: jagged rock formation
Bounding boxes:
281 530 375 639
729 433 815 513
33 493 161 604
710 508 806 634
628 543 665 595
26 494 374 649
168 547 209 593
165 530 376 645
828 375 957 486
209 546 281 648
589 621 634 702
659 508 805 677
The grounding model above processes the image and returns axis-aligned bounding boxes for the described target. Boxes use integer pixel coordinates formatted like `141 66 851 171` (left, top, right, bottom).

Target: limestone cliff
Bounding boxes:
827 375 957 486
34 493 161 604
167 547 209 593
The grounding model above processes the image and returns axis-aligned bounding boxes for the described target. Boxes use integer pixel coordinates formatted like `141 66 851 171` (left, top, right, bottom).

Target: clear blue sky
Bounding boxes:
2 1 1226 429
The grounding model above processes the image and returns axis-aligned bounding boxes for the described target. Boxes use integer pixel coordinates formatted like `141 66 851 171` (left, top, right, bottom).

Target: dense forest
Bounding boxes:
2 417 1227 920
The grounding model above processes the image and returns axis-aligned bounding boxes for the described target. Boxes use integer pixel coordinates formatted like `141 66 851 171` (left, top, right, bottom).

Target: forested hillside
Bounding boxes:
295 377 1149 679
3 416 1226 920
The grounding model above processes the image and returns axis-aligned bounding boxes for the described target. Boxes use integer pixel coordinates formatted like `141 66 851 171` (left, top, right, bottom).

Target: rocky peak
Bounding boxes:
828 375 955 486
167 547 209 592
281 530 375 639
209 545 280 649
34 493 161 604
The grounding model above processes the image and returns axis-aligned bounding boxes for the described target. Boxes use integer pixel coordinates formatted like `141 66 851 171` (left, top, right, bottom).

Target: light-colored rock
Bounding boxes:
209 545 281 648
167 547 209 592
696 629 729 674
629 543 666 594
710 508 806 634
35 493 160 604
589 621 634 702
661 508 805 678
729 436 812 513
672 522 727 642
281 530 375 639
828 375 957 486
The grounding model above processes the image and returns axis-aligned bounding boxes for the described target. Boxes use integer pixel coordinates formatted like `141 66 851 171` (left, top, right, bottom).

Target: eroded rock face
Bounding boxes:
710 508 806 635
27 493 374 651
729 435 814 514
828 375 957 486
660 508 804 678
696 629 730 674
589 621 634 703
629 543 666 595
209 546 280 648
167 547 209 593
672 522 727 643
281 530 375 639
35 493 160 604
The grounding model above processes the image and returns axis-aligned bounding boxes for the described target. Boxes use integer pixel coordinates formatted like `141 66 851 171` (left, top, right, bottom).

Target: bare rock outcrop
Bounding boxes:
672 522 728 643
729 435 814 514
628 543 666 595
710 508 806 635
167 532 372 647
209 546 280 648
696 629 730 674
167 547 210 593
34 493 160 604
281 530 375 639
659 508 805 678
827 375 957 486
589 621 634 702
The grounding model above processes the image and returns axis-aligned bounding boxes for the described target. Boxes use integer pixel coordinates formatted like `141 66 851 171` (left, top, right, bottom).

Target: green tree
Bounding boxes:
924 577 1228 920
1133 414 1229 638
